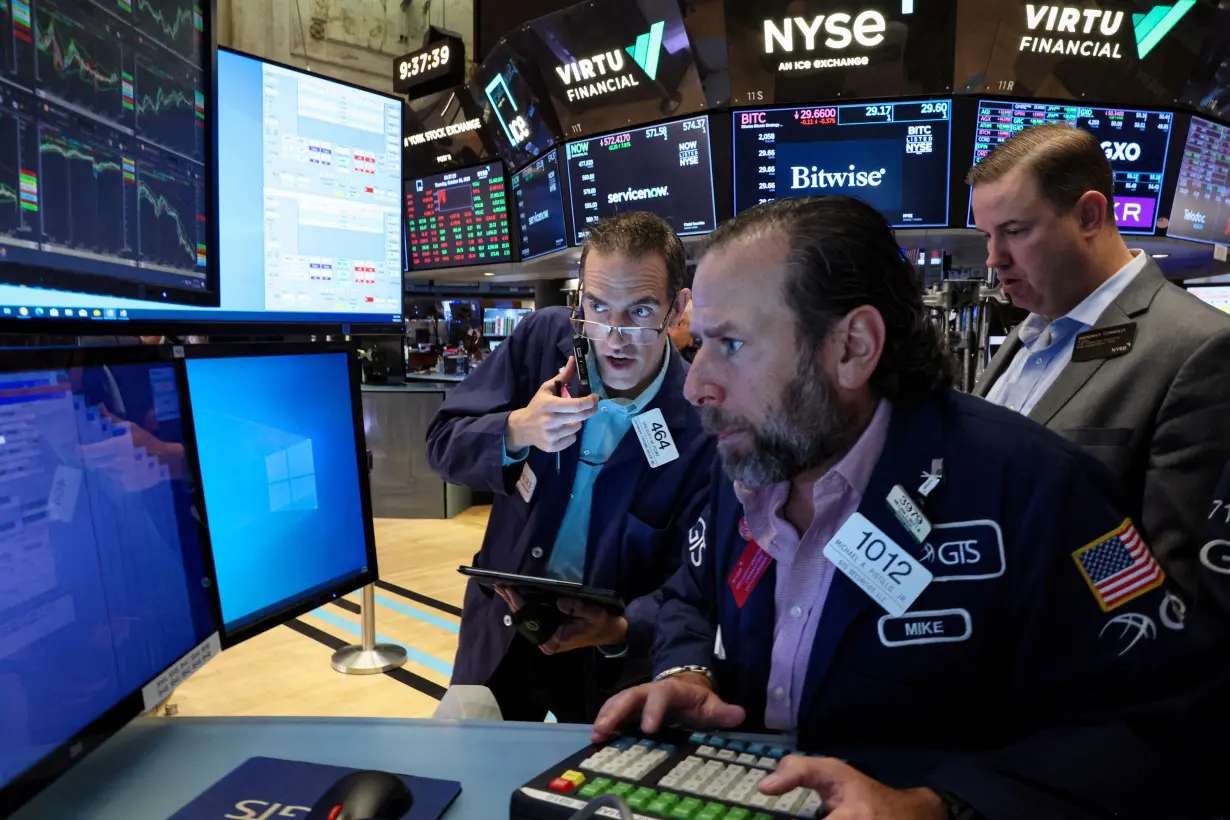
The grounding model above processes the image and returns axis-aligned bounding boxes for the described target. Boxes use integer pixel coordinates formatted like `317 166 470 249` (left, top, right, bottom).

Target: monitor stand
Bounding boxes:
331 584 409 675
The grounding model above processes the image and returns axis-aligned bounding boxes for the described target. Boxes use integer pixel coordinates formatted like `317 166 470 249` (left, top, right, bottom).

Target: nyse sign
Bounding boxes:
764 11 888 53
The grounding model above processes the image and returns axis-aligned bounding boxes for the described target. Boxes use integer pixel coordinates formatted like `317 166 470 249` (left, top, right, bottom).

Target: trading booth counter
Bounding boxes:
362 383 474 519
9 717 595 820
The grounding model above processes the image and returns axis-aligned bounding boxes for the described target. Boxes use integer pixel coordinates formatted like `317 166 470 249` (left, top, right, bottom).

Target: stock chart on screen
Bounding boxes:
0 0 210 302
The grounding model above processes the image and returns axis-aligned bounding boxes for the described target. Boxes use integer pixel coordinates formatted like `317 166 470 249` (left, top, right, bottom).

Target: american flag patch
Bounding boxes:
1072 519 1165 612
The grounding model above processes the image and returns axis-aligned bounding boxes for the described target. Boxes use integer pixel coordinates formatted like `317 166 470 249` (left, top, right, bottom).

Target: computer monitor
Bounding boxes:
512 149 569 261
0 0 216 308
731 100 953 227
565 115 718 243
969 101 1174 235
0 346 217 814
1188 285 1230 314
482 307 531 338
406 162 514 270
182 344 376 645
1168 116 1230 246
0 48 406 331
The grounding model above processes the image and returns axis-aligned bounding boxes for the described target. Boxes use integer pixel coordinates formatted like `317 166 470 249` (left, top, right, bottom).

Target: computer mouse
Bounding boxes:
306 770 413 820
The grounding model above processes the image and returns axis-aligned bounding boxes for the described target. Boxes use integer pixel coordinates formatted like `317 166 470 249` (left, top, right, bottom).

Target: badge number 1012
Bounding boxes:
823 513 933 616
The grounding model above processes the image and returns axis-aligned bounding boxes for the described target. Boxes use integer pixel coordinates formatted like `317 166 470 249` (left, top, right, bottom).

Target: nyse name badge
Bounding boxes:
1072 519 1165 612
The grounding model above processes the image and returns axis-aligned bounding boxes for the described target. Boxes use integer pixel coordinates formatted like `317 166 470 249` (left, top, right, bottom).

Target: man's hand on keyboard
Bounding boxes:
590 676 747 743
759 756 945 820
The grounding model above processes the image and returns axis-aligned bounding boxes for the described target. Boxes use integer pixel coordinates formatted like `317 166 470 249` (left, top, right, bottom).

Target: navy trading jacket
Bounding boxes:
427 307 716 688
656 389 1230 819
1197 462 1230 630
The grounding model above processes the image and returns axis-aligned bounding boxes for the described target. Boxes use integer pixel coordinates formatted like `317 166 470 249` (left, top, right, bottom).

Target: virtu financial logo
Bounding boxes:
1020 2 1195 60
555 21 665 103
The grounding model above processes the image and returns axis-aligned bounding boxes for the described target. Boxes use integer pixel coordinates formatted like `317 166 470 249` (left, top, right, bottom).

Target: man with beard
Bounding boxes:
592 197 1230 819
427 212 715 724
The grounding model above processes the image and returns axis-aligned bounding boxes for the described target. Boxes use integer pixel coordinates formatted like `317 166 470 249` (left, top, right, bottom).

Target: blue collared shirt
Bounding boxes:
986 251 1149 416
503 347 672 582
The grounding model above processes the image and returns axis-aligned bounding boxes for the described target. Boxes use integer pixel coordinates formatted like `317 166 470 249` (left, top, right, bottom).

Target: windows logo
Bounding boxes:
266 439 318 512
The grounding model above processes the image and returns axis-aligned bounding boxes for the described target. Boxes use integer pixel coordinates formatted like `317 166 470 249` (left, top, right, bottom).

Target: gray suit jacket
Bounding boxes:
975 259 1230 598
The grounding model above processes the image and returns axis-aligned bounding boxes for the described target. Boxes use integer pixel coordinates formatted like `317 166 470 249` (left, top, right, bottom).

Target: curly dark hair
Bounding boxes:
700 196 955 402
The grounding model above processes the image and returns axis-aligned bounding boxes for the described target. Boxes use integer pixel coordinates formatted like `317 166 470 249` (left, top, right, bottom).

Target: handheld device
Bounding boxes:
572 335 592 397
458 567 624 646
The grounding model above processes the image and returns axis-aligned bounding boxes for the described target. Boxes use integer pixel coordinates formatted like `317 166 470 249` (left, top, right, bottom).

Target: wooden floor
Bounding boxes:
164 507 490 720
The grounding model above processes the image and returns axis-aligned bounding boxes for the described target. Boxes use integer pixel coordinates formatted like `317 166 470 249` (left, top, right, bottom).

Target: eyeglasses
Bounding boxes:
570 317 668 345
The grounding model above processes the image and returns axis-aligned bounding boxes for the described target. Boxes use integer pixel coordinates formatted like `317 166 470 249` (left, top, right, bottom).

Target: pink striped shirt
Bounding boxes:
734 400 892 731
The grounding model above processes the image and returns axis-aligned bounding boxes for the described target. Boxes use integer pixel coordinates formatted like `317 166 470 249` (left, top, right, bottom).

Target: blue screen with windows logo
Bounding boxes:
185 353 369 631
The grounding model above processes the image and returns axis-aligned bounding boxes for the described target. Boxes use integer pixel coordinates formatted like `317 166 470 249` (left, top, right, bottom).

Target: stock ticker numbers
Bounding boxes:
1168 117 1230 246
970 101 1172 234
407 164 513 270
0 0 208 286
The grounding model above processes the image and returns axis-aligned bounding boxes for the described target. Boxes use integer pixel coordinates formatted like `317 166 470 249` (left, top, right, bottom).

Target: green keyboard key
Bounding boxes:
579 777 613 799
647 793 682 817
752 814 774 820
628 787 658 811
670 797 705 820
610 782 636 798
697 801 728 820
725 809 751 820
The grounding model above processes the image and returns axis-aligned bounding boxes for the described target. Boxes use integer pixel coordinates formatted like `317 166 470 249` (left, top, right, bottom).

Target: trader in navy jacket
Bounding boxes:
594 198 1230 819
427 212 716 723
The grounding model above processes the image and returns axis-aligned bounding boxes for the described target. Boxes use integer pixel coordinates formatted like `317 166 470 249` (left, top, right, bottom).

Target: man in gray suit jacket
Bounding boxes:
969 123 1230 604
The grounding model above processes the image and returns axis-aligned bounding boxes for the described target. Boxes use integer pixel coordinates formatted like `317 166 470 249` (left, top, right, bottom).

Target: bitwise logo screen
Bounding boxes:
733 100 952 228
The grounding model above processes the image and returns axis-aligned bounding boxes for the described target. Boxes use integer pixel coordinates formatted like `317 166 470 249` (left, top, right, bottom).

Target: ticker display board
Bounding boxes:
732 100 952 227
968 101 1174 234
406 163 513 269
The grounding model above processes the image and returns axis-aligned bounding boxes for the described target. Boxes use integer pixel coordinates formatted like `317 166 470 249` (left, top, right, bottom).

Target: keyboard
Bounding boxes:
510 731 829 820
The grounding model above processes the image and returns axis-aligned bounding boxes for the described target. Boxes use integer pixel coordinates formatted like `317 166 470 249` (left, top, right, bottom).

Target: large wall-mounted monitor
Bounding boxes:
518 0 706 139
1168 116 1230 246
0 0 216 307
512 148 568 261
0 48 406 330
968 101 1174 235
183 345 376 646
732 100 953 227
406 162 513 269
0 346 217 815
565 114 717 243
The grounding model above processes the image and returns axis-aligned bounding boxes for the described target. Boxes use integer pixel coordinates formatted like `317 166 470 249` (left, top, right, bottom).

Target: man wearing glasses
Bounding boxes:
427 212 716 723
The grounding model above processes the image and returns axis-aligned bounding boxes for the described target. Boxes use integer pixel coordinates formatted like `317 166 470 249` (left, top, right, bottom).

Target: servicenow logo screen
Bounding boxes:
565 115 717 242
733 100 952 228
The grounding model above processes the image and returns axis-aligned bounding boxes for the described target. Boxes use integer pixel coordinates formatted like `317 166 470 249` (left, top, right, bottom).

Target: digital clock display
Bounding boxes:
399 45 451 80
392 36 466 95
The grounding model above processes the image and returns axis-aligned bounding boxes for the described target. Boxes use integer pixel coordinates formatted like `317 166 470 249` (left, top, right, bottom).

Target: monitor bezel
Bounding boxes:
406 159 515 271
0 0 222 313
0 343 222 817
177 340 381 649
